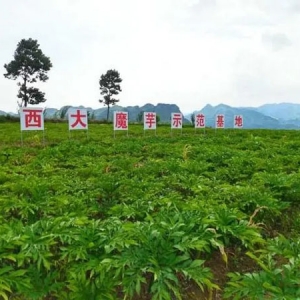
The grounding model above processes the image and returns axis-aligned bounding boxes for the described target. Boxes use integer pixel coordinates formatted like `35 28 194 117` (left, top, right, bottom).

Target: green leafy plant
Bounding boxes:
1 124 300 299
224 236 300 299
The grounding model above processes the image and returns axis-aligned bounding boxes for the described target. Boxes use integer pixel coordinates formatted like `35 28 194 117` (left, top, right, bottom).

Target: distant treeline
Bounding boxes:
0 115 20 123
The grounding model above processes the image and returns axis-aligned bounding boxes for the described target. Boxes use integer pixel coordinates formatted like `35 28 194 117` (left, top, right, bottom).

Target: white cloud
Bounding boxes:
0 0 300 114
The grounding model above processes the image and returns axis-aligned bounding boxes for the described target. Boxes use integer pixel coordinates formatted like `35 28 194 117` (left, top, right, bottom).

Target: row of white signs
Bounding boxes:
19 107 244 131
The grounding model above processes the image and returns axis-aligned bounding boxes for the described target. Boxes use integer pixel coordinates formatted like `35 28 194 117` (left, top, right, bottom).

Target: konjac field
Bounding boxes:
0 122 300 299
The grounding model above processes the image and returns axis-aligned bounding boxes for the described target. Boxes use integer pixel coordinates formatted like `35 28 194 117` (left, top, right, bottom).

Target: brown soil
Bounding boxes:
129 248 259 300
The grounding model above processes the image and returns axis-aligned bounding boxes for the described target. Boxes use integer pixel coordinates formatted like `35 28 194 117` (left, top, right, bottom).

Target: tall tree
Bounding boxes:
99 69 122 121
4 38 52 107
136 111 144 123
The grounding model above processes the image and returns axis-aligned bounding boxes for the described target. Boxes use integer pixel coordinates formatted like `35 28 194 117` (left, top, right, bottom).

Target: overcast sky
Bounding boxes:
0 0 299 114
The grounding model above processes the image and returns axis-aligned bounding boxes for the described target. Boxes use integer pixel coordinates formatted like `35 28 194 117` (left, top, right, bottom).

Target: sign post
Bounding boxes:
215 114 225 133
68 109 88 139
234 115 243 129
195 113 206 134
171 113 183 136
144 112 157 136
20 107 45 145
113 111 128 138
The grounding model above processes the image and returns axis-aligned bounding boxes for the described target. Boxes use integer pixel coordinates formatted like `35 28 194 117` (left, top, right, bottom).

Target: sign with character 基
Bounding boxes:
215 114 225 129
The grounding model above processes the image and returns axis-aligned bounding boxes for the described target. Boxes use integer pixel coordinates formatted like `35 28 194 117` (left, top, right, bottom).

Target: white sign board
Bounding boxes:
215 114 225 128
171 113 182 129
20 107 44 131
195 113 205 128
114 111 128 130
68 109 88 130
234 115 243 128
144 112 156 130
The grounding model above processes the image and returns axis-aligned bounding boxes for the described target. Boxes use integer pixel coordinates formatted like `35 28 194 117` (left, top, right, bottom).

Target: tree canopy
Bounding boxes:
99 69 122 120
4 38 52 107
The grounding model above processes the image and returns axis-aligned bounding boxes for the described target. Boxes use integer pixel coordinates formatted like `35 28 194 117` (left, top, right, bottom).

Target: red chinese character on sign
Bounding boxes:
216 115 224 128
70 110 87 128
145 113 156 128
23 109 43 128
115 112 128 129
234 115 243 128
172 113 182 128
196 114 205 127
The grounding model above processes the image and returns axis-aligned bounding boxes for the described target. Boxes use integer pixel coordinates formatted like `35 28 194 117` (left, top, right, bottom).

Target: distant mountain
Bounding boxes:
190 104 299 129
255 103 300 121
45 106 94 119
45 103 189 123
91 103 189 123
44 108 58 118
0 110 18 117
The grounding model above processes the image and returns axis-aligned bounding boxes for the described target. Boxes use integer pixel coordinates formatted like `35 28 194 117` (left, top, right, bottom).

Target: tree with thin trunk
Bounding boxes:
4 38 52 108
99 69 122 121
